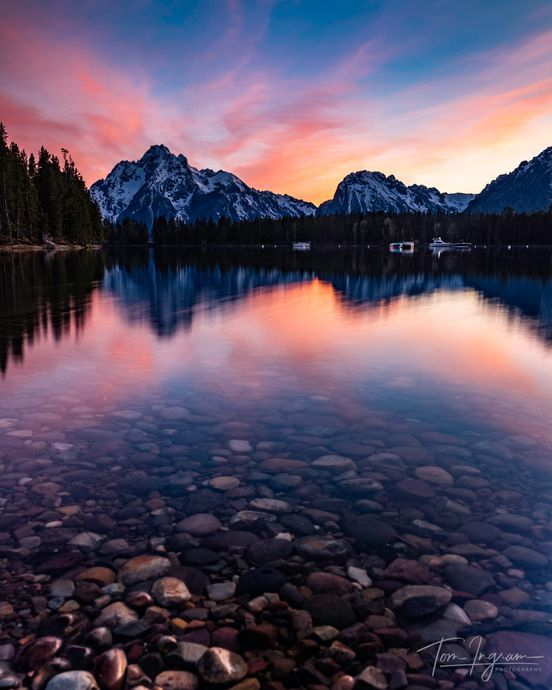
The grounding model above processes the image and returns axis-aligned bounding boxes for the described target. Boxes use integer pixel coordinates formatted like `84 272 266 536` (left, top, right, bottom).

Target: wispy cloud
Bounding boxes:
1 1 550 201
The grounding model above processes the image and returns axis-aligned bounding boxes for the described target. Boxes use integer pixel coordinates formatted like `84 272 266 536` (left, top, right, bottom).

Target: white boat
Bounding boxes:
429 237 472 250
292 241 311 251
390 241 415 253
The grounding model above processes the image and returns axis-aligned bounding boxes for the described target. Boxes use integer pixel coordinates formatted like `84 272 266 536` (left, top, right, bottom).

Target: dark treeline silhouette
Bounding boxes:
0 251 105 374
0 124 103 246
107 207 552 246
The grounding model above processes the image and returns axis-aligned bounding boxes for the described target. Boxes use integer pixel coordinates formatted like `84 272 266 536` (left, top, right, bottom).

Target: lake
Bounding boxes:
1 247 551 688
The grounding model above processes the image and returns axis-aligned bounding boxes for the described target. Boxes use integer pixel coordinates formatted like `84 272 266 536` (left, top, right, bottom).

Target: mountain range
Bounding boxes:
90 144 552 228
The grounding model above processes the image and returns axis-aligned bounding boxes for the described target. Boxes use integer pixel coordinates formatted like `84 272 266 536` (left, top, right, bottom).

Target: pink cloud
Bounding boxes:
0 10 550 203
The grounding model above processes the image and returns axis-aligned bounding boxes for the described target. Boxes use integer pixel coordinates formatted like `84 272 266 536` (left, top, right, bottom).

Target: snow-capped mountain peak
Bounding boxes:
317 170 468 215
91 145 316 230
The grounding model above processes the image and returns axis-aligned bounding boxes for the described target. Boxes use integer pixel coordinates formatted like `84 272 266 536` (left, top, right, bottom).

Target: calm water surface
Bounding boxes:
1 247 552 687
2 248 552 450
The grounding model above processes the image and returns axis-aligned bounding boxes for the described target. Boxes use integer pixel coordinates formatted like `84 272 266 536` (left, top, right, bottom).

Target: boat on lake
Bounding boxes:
292 241 311 251
429 237 472 250
390 241 415 253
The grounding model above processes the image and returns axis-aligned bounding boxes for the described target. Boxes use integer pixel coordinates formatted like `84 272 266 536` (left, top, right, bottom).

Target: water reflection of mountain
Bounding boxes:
103 256 313 336
1 247 551 375
103 249 552 343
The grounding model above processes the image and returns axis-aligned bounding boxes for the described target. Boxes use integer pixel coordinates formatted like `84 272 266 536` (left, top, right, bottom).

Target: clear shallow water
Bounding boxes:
1 247 552 688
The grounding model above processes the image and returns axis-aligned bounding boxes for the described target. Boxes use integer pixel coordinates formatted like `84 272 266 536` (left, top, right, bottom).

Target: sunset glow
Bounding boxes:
1 1 551 203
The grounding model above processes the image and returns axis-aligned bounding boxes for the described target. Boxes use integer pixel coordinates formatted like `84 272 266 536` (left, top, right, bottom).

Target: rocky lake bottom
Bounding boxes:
0 248 551 690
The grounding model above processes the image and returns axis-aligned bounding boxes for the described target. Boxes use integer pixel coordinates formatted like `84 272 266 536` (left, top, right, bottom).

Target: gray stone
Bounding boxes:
45 672 99 690
197 647 248 684
390 585 452 618
151 577 192 606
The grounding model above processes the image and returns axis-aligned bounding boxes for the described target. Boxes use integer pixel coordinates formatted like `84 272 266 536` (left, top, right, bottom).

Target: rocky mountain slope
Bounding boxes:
317 171 472 215
91 145 316 230
467 146 552 213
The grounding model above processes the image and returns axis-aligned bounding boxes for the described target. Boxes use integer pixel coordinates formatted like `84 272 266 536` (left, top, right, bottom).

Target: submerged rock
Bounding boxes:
197 647 248 684
118 555 171 586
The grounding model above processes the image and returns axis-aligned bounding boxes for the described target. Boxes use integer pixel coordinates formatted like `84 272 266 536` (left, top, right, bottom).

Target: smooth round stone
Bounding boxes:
13 637 63 671
206 582 236 602
246 538 294 564
45 672 99 690
197 647 248 684
160 407 190 421
202 531 259 551
304 594 356 629
227 440 252 453
396 478 436 499
347 566 372 587
94 649 127 690
176 642 209 665
443 603 471 625
464 599 499 621
295 536 351 562
236 568 286 596
338 478 384 495
355 667 387 690
341 515 397 550
151 578 192 606
118 555 171 586
307 572 353 595
207 476 240 491
503 545 548 568
459 521 502 545
94 602 138 628
384 558 432 585
415 466 454 485
76 567 116 586
390 585 452 618
280 514 316 536
312 455 357 472
258 458 308 472
444 564 495 596
248 498 292 514
176 513 221 537
69 532 104 549
154 670 198 690
48 580 75 598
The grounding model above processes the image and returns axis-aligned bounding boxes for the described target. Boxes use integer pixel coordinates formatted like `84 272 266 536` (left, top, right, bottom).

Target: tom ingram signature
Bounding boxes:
417 636 545 681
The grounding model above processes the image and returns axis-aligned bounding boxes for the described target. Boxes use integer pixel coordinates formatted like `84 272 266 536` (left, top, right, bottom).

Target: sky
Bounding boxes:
1 0 551 203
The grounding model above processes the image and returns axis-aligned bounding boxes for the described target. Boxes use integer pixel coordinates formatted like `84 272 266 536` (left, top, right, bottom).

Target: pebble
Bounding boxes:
176 513 222 536
206 581 236 601
45 672 99 690
151 577 192 606
154 670 198 690
118 555 172 585
390 585 452 618
197 647 248 684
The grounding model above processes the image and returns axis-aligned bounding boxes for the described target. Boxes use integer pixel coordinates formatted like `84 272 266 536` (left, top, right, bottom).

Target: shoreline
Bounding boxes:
0 243 103 254
2 242 551 254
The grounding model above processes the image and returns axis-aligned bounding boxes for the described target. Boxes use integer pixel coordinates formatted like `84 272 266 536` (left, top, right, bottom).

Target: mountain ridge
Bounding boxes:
91 144 552 227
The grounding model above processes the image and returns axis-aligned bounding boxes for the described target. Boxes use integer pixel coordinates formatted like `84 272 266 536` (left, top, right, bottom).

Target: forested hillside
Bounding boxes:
0 124 103 246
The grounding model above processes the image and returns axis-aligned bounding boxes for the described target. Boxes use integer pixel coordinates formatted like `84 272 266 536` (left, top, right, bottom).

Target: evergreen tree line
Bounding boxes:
0 124 103 245
112 206 552 246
